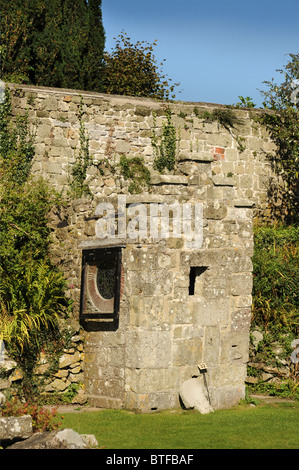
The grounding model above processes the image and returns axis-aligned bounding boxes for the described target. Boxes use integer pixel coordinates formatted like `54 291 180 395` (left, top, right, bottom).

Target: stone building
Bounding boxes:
6 83 275 411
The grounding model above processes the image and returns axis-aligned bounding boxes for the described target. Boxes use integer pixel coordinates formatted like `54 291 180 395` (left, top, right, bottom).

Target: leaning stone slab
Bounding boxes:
0 415 32 440
180 378 214 414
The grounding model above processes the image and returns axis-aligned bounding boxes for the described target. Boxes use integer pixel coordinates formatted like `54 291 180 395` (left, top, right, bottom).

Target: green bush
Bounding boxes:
259 53 299 224
252 225 299 334
1 399 62 432
0 257 68 358
119 155 151 194
0 87 69 400
102 32 178 100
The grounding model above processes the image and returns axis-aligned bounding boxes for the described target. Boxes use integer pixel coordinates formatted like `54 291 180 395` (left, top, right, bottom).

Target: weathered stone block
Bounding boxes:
210 384 245 410
180 378 214 414
36 124 52 139
231 307 252 331
230 273 253 296
205 201 227 219
192 297 230 326
6 428 89 449
125 390 179 412
169 300 195 324
43 96 58 111
128 270 173 296
0 379 10 390
212 175 236 186
45 162 62 174
178 152 214 162
203 326 220 365
44 378 71 392
220 331 249 364
150 174 188 185
172 337 203 366
115 140 131 153
59 351 81 369
126 330 172 368
129 295 167 327
125 368 180 394
134 105 151 116
208 363 246 389
0 415 32 441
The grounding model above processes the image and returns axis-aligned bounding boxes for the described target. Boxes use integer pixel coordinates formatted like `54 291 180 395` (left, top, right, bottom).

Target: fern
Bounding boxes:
0 258 67 355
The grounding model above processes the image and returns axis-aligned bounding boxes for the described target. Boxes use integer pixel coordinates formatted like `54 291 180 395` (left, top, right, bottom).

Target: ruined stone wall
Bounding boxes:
6 83 276 411
7 83 274 217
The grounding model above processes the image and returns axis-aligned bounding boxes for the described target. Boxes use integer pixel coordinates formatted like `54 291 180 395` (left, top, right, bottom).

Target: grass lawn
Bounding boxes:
59 400 299 449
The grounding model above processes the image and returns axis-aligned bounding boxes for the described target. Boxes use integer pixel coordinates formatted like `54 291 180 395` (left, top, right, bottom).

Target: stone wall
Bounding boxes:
7 83 274 217
5 83 276 411
0 322 86 403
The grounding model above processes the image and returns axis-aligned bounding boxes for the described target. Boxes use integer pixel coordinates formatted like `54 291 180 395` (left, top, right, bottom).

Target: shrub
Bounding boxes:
119 155 151 194
252 225 299 334
259 53 299 224
1 399 62 432
0 86 69 400
102 32 179 100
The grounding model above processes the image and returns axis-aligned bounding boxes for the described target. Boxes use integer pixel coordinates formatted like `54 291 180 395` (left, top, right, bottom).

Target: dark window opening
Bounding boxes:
96 258 117 300
189 266 208 295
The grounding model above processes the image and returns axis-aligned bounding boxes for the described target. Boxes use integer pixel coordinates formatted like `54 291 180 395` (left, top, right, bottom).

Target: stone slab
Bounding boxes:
0 415 32 440
180 378 214 414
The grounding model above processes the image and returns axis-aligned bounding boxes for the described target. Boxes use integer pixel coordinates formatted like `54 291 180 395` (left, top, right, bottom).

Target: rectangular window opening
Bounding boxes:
189 266 208 296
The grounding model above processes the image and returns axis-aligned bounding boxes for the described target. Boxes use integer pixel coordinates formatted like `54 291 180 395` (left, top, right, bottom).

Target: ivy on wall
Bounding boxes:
152 108 177 173
69 97 92 198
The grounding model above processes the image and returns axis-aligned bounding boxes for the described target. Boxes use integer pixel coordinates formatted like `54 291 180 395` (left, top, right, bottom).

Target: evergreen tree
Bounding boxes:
83 0 107 91
0 0 36 83
0 0 105 92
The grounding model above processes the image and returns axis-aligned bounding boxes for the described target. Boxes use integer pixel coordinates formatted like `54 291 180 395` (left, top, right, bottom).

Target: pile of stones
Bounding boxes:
0 321 87 404
0 414 98 449
246 328 297 387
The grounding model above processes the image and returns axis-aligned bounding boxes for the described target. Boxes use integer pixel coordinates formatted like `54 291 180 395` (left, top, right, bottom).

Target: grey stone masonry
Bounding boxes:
0 416 32 441
5 83 276 412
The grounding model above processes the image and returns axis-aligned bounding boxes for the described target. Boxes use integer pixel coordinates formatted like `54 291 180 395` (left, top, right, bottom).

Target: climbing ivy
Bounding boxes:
0 87 69 401
119 155 151 194
152 108 177 173
69 97 92 198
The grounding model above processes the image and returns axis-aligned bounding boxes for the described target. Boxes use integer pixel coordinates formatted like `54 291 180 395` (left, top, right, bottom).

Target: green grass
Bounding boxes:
60 401 299 449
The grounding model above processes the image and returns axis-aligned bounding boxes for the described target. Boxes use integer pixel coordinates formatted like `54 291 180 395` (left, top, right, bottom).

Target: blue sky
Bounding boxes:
102 0 299 107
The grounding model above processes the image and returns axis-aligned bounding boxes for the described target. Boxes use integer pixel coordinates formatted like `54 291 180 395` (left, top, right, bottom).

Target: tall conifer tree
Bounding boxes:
0 0 36 83
0 0 105 91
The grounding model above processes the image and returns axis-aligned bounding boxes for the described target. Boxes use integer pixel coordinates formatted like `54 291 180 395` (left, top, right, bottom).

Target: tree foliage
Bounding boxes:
260 53 299 224
252 225 299 335
0 0 33 83
102 32 179 100
0 88 68 398
0 0 105 91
